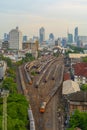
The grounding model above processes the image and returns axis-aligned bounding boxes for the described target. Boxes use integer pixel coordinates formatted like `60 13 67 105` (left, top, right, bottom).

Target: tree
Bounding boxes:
82 56 87 62
68 110 87 130
81 84 87 91
7 94 28 130
1 77 17 93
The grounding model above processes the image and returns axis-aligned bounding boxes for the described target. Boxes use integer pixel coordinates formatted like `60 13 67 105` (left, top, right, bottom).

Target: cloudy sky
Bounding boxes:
0 0 87 39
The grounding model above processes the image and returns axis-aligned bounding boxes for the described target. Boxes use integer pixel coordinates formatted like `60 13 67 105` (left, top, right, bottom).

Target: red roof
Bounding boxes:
74 62 87 77
64 73 71 81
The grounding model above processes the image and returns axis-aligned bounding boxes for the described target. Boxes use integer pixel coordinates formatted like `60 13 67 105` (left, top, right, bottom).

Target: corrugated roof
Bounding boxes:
62 80 80 95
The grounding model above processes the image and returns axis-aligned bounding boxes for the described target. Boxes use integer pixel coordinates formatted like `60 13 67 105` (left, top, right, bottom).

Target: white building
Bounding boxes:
0 39 2 48
62 80 80 95
9 27 22 50
0 61 7 80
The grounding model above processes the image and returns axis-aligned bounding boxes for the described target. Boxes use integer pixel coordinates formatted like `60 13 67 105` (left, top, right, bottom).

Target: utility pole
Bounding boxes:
2 90 9 130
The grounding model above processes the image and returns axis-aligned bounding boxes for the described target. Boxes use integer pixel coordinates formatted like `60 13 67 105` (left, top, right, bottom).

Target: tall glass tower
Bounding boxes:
39 27 45 44
74 27 78 43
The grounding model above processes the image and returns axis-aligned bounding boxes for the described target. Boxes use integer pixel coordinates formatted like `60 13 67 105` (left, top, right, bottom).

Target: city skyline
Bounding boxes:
0 0 87 39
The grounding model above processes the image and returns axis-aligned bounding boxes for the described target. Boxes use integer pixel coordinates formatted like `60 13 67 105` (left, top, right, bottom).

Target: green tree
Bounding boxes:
1 77 17 93
69 110 87 130
81 84 87 91
82 56 87 62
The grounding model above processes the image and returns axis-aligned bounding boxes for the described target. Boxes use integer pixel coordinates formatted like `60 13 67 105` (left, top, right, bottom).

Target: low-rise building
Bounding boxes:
22 41 38 58
69 54 87 67
0 61 7 80
67 91 87 114
62 80 80 95
2 41 9 49
73 62 87 84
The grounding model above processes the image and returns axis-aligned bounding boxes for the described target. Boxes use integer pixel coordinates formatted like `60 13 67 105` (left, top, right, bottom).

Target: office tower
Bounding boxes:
62 38 67 47
68 33 73 43
33 36 39 42
74 27 78 43
55 38 61 46
39 27 45 44
23 35 27 42
49 33 54 41
4 33 9 41
9 27 22 50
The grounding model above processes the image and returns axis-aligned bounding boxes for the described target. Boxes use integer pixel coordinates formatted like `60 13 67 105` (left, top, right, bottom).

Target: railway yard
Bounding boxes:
19 55 64 130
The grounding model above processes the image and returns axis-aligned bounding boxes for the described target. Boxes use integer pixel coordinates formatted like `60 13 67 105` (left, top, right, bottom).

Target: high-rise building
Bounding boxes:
9 27 22 50
74 27 78 43
4 33 9 41
68 33 73 43
23 35 27 42
39 27 45 44
62 38 67 47
49 33 54 41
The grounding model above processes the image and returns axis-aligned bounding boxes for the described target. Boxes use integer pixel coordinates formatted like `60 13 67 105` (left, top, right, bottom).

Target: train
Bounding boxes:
39 64 64 113
52 64 59 80
19 67 27 95
28 107 36 130
24 64 33 85
39 102 47 113
44 68 52 82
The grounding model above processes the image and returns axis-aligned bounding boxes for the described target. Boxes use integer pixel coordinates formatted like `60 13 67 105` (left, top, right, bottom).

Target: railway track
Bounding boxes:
18 55 64 130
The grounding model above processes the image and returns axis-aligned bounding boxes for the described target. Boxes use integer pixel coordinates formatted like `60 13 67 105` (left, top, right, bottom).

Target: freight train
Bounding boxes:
40 64 64 113
28 107 35 130
24 64 33 85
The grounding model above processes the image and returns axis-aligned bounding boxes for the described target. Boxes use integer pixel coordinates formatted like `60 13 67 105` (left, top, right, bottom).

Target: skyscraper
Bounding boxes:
4 33 9 41
49 33 54 41
39 27 45 44
9 27 22 50
23 35 27 42
74 27 78 43
68 33 73 43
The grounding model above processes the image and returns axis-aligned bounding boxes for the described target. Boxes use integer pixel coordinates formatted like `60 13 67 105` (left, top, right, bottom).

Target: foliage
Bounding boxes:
67 45 84 53
31 70 37 76
16 53 35 66
0 94 28 129
22 53 35 63
82 56 87 62
1 77 17 93
0 54 29 129
68 110 87 130
80 84 87 91
7 68 16 79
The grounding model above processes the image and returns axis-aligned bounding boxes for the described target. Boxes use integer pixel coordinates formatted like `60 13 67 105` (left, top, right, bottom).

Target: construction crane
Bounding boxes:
2 90 9 130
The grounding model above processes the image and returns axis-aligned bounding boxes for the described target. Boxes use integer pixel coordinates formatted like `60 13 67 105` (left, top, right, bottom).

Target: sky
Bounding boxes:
0 0 87 39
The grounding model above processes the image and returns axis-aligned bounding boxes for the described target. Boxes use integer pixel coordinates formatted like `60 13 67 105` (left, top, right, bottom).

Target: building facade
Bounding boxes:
39 27 45 44
74 27 78 43
0 61 7 80
9 27 22 50
67 92 87 114
49 33 54 41
68 33 73 43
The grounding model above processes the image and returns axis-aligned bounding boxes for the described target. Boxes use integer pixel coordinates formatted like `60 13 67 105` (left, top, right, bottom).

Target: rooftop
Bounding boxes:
62 80 80 95
73 62 87 77
67 91 87 102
